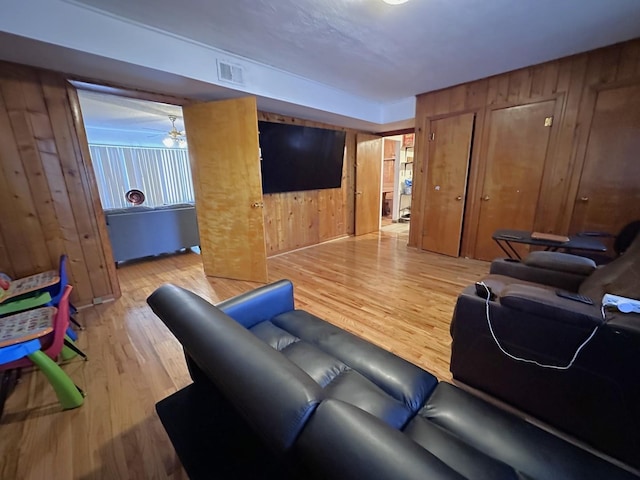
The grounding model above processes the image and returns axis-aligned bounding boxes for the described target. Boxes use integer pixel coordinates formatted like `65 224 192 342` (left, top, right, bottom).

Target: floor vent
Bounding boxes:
217 60 245 85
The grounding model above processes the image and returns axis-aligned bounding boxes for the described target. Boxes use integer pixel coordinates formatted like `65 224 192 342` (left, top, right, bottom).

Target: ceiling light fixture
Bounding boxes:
163 115 188 148
383 0 409 4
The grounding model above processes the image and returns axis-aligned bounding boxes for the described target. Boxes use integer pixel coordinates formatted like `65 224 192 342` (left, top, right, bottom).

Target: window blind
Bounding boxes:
89 145 195 209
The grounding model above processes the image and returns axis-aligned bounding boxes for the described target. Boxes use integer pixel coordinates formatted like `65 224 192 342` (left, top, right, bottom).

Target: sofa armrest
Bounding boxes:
500 284 604 328
216 279 294 328
147 284 321 452
524 251 596 275
490 258 587 291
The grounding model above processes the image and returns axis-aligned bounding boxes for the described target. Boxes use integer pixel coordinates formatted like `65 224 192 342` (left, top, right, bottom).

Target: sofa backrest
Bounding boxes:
295 388 638 480
147 284 323 452
295 398 465 480
579 233 640 301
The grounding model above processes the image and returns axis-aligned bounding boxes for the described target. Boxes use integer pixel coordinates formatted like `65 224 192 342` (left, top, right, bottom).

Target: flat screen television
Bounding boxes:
258 121 346 194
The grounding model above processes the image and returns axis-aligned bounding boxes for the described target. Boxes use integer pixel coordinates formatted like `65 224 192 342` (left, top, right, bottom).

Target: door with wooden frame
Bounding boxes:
355 134 382 235
421 113 475 257
570 83 640 246
474 100 557 261
182 97 268 283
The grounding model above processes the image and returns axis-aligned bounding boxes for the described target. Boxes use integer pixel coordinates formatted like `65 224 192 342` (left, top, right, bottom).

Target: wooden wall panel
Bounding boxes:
412 38 640 257
0 62 366 288
258 111 360 256
0 61 119 307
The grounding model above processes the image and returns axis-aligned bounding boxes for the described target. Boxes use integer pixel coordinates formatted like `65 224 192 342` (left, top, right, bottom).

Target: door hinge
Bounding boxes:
429 132 435 141
544 116 553 127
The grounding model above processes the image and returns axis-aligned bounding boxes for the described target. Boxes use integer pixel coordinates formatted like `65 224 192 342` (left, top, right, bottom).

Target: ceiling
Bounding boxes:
77 91 186 147
2 0 640 135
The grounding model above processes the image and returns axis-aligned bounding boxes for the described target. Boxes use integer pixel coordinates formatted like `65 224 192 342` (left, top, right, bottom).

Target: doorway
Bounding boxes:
76 90 201 272
380 133 413 236
420 113 475 257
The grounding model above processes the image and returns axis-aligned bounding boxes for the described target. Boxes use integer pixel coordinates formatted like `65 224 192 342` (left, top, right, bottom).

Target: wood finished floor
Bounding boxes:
0 230 489 479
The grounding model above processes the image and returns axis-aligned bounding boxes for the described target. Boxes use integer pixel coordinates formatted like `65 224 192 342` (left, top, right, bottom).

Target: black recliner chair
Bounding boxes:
450 234 640 470
577 220 640 264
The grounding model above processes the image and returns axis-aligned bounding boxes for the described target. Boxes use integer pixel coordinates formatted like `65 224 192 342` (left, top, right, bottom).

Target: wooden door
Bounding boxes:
355 134 382 235
421 113 475 257
570 84 640 241
183 97 268 283
474 100 556 260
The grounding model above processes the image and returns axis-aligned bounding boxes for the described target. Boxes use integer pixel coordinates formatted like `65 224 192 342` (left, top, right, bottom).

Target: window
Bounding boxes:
89 145 195 209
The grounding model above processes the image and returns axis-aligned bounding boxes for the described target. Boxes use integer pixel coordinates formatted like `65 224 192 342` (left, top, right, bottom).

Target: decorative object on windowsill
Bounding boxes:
163 115 188 148
125 189 145 206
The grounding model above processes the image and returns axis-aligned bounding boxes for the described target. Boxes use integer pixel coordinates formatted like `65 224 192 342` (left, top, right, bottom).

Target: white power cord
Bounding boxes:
479 281 604 370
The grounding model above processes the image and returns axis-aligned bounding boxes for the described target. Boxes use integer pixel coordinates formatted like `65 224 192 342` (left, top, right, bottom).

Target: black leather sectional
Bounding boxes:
451 241 640 470
147 280 637 479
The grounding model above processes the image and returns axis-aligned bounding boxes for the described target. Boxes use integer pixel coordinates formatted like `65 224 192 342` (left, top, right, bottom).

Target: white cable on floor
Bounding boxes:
479 281 604 370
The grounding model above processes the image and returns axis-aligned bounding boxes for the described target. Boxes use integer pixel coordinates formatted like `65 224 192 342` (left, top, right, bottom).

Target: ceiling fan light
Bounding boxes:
163 115 187 147
383 0 409 4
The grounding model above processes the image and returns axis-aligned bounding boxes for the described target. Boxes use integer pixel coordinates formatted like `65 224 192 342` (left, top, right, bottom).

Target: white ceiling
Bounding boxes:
70 0 640 101
1 0 640 135
77 90 185 147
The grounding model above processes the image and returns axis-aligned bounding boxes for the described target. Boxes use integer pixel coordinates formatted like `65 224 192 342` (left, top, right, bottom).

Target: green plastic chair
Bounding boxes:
0 286 84 413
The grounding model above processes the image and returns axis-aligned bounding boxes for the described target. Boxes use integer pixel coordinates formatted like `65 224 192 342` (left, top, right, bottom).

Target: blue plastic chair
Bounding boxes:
0 256 86 357
0 286 84 416
44 255 82 328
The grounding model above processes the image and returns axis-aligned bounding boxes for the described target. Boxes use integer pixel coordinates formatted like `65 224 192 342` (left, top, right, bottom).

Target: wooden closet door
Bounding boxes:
355 134 382 235
570 84 640 239
474 100 556 261
421 113 475 257
183 97 268 283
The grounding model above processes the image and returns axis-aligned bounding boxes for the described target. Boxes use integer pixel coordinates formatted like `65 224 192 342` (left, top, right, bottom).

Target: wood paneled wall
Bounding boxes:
410 38 640 256
258 112 358 256
0 59 366 299
0 61 119 306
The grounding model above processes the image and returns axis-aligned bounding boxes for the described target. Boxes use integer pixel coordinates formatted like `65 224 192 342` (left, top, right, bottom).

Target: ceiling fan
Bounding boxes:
163 115 187 148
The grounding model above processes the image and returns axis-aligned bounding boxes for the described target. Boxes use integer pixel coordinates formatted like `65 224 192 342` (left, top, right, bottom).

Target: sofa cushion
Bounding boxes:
295 398 465 480
407 383 636 480
403 415 522 480
525 251 596 275
248 309 438 428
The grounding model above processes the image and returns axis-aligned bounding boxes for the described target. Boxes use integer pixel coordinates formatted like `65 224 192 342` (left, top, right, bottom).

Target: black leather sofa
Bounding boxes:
451 236 640 470
147 280 637 479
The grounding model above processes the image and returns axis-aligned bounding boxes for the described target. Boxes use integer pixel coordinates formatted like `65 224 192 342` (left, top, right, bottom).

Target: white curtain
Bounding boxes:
89 145 195 209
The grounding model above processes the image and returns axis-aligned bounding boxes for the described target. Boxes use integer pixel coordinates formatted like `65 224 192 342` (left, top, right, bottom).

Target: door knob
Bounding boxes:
481 195 490 201
251 202 264 208
579 196 589 202
455 196 462 201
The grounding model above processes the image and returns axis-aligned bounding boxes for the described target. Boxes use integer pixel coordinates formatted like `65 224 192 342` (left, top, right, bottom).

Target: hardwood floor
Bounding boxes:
0 231 489 479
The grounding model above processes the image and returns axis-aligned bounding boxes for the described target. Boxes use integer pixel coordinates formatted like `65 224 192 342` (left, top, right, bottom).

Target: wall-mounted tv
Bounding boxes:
258 121 346 194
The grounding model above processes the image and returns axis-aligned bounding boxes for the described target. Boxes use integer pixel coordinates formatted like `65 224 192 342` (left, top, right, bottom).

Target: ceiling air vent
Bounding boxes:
217 60 245 86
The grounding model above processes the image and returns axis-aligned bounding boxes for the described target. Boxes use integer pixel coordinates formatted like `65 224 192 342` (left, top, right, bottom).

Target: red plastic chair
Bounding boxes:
0 286 84 413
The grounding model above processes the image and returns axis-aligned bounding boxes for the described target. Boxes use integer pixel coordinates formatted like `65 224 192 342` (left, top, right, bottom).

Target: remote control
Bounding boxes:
556 290 593 305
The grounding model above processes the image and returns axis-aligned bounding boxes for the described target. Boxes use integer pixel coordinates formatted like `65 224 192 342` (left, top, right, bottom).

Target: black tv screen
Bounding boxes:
258 121 346 194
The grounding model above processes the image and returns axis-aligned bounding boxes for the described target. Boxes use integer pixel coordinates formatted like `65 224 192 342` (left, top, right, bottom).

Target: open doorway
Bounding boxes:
76 90 201 270
380 132 413 235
